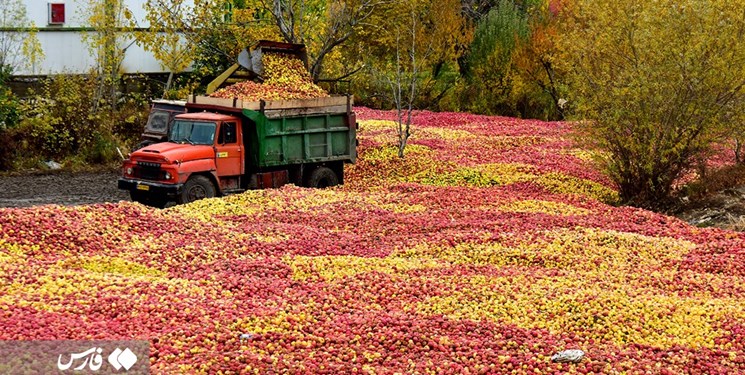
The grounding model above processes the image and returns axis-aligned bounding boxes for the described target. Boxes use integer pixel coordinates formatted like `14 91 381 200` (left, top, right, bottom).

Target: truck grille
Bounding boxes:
135 161 164 180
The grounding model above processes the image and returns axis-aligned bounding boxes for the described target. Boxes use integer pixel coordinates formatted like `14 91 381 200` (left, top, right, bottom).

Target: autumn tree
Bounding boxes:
460 0 496 22
509 0 566 120
0 0 43 73
82 0 134 110
259 0 388 82
356 0 469 156
461 0 540 116
558 0 745 207
133 0 279 97
347 0 470 109
406 0 472 109
385 7 422 158
134 0 203 96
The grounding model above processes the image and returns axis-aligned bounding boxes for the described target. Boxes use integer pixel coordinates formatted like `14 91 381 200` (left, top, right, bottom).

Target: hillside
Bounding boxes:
1 109 744 374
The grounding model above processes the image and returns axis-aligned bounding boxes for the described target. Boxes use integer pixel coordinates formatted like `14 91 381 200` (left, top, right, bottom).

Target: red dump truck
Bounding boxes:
118 95 357 207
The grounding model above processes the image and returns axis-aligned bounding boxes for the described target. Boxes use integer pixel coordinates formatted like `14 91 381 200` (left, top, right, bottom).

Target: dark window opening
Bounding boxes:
219 122 237 144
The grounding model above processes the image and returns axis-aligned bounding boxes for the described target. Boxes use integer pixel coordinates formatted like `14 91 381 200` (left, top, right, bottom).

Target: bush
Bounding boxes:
6 74 149 170
462 0 531 116
0 65 21 170
0 65 19 129
558 0 745 208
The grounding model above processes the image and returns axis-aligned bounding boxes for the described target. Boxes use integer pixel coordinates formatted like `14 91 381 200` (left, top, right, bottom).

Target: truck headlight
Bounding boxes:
126 167 134 176
164 171 172 180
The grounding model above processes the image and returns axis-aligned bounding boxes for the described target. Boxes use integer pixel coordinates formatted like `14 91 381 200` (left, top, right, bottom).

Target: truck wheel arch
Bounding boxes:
178 174 218 204
305 166 339 188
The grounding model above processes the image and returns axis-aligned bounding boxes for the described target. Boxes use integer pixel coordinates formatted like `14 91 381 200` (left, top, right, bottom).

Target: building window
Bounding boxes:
49 3 65 25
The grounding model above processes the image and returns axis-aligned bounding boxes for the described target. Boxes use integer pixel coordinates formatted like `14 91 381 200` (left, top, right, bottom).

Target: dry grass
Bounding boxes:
682 163 745 199
723 214 745 232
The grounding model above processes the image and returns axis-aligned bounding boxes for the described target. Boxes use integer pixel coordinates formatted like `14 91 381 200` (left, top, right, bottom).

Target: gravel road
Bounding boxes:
0 171 130 208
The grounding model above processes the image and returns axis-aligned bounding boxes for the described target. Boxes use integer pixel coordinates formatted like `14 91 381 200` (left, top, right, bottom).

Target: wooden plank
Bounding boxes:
262 96 349 110
242 101 263 110
190 96 242 108
263 105 349 119
190 95 353 114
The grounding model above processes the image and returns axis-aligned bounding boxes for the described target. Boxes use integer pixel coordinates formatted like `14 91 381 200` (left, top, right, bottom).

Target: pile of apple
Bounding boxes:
2 109 745 373
211 52 328 101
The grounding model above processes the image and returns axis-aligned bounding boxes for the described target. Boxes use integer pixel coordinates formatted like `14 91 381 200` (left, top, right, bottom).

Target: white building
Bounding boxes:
9 1 190 76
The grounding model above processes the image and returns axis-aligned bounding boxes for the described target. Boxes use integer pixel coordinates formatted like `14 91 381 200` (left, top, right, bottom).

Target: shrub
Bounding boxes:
558 0 745 208
8 74 148 170
0 65 21 170
0 66 19 132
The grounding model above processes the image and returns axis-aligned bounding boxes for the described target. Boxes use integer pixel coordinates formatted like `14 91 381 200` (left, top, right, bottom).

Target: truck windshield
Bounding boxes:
169 121 216 145
146 110 171 133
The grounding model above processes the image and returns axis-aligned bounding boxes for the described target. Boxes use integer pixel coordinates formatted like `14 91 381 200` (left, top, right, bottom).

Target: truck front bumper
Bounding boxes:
118 178 183 198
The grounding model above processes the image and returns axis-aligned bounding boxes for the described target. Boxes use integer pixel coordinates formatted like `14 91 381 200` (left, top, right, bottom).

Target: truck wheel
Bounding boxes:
178 175 216 204
306 167 339 188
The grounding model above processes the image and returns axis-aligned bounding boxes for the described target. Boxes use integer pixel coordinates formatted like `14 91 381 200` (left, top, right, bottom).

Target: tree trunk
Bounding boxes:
163 71 174 98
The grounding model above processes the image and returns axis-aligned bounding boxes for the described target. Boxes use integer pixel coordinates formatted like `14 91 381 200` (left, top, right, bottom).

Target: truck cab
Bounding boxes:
119 112 245 207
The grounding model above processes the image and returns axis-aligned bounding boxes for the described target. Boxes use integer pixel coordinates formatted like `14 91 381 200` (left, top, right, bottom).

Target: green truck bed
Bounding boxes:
186 95 357 169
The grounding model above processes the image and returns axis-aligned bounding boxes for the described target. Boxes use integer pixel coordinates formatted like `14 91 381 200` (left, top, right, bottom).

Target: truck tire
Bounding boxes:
306 167 339 188
178 175 216 204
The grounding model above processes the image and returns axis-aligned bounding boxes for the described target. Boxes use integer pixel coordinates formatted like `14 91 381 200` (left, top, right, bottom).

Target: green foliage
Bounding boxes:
462 0 539 115
558 0 745 208
0 65 20 170
0 75 148 171
0 65 19 131
81 0 132 109
468 0 532 74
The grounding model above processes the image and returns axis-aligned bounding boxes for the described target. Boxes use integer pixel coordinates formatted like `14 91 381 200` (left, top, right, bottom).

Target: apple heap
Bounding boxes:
1 109 744 373
211 52 328 101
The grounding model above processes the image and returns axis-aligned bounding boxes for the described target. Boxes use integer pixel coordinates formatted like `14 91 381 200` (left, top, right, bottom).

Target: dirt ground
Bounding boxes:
670 187 745 230
0 171 130 208
0 170 743 231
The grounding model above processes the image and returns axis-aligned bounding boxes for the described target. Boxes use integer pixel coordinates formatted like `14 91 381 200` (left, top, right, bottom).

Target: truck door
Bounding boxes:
215 121 243 176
